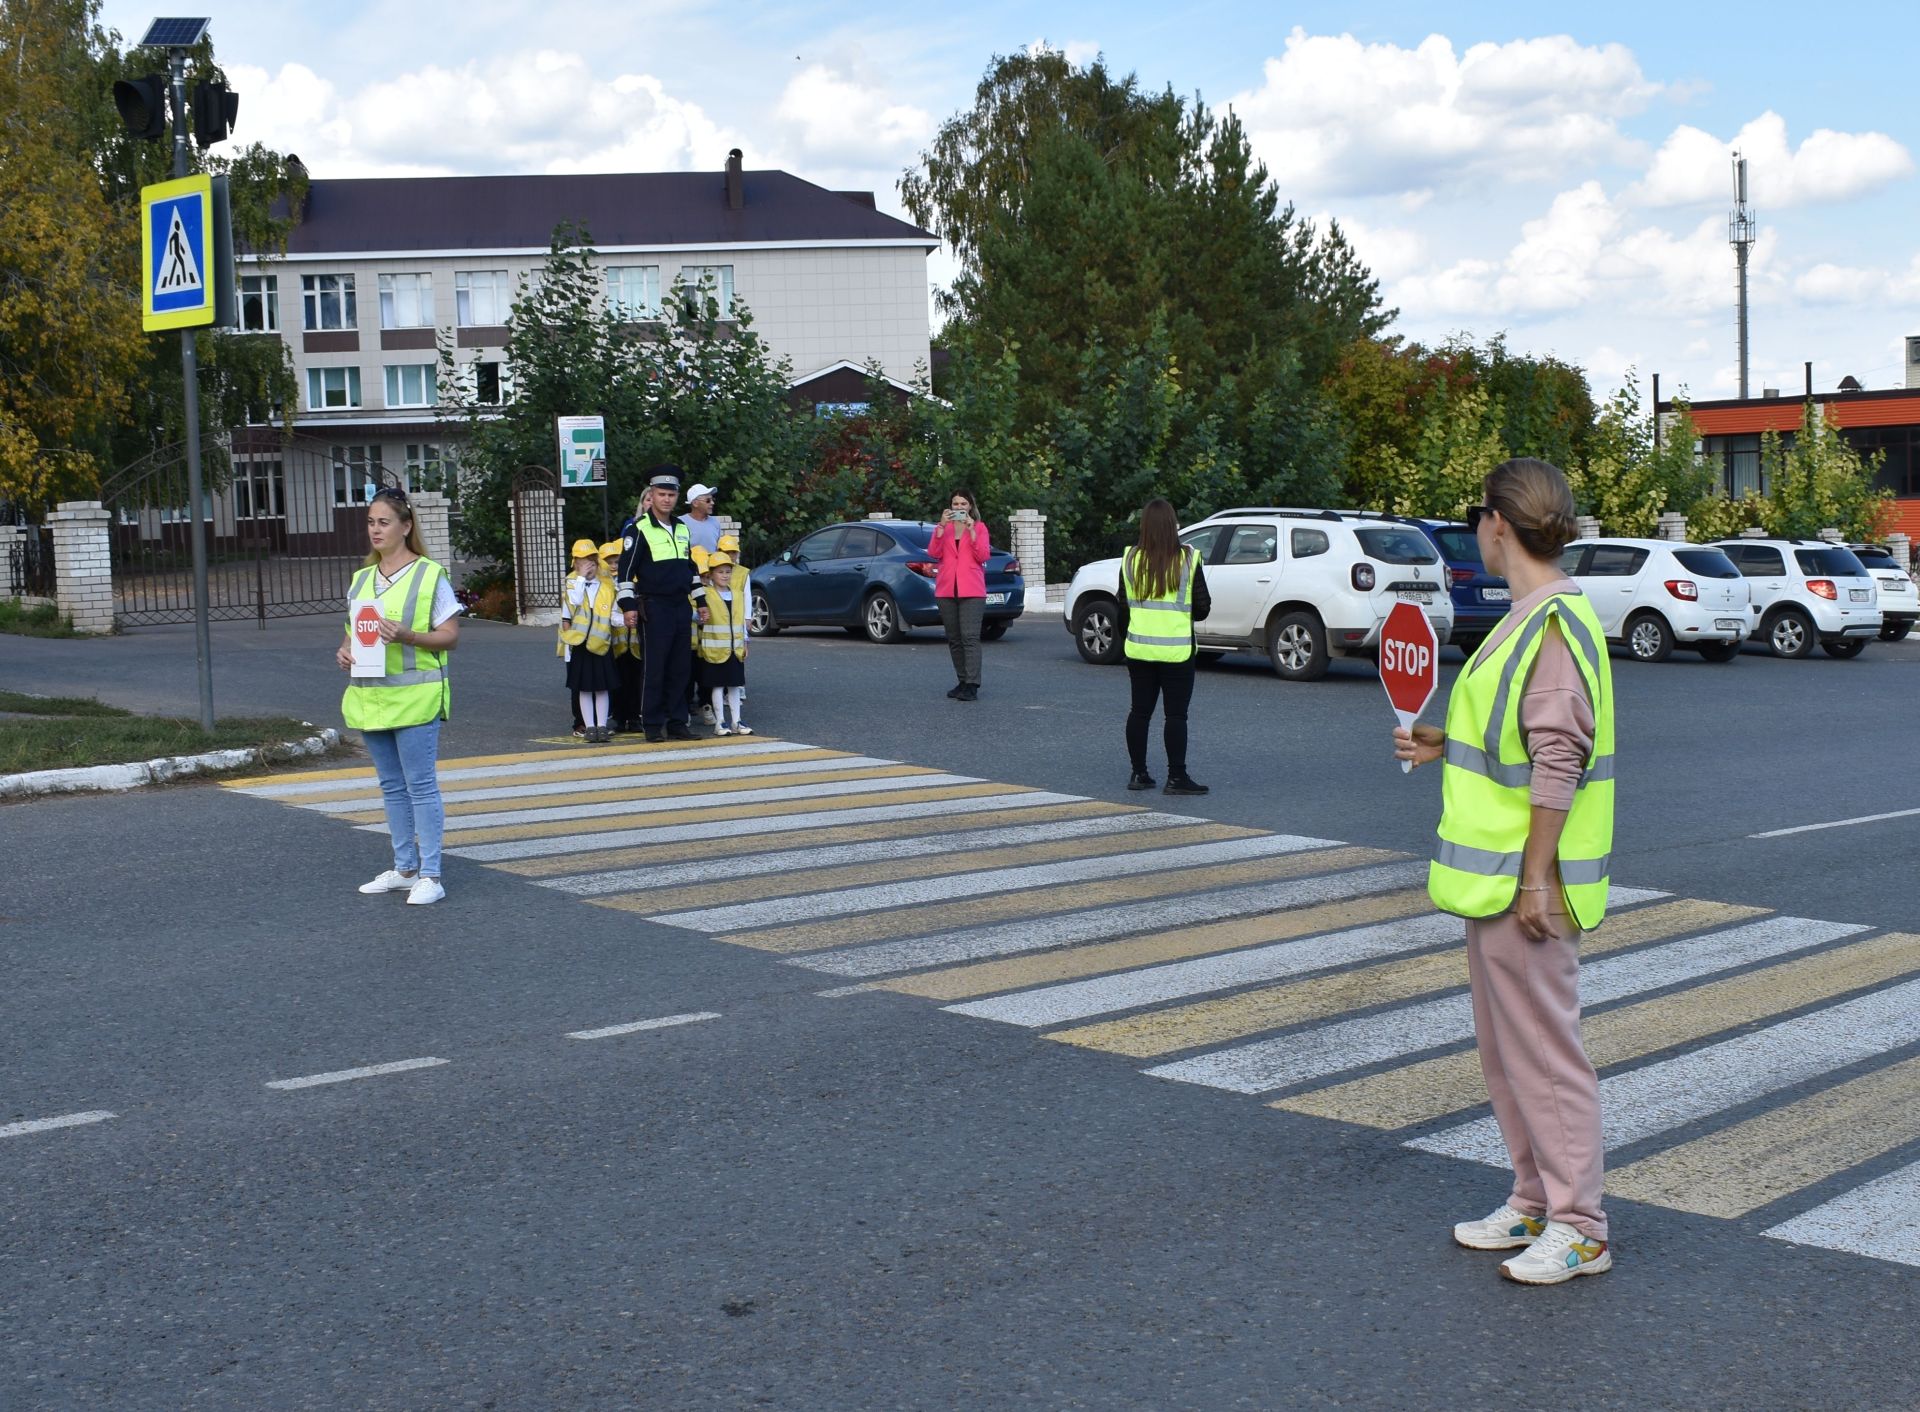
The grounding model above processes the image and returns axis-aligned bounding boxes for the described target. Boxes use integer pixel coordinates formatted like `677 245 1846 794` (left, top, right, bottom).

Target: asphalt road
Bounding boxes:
4 610 1919 1409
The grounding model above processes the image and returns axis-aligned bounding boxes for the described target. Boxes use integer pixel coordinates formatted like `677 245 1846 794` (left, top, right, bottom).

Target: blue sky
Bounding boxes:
98 1 1920 401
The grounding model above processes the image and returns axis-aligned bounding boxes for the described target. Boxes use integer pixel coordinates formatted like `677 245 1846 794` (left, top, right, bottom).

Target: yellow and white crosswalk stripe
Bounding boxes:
223 734 1920 1270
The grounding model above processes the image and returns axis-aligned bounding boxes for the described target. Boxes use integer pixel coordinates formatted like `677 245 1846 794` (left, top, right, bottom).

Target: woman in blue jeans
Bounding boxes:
335 487 462 905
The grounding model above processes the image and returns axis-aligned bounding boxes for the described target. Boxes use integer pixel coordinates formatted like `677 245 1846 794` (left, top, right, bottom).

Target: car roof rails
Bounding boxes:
1207 506 1343 521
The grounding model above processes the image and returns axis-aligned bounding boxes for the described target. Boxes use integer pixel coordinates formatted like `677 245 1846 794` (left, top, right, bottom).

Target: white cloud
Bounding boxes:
1026 38 1102 66
1890 256 1920 305
1635 111 1913 208
1229 28 1655 198
1319 214 1426 282
1795 263 1884 305
773 63 933 167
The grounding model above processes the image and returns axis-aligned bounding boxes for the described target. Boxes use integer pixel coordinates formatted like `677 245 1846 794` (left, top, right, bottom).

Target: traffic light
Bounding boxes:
192 80 238 147
113 74 169 140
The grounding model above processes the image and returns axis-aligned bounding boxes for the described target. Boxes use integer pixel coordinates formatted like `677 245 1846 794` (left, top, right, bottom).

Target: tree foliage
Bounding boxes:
1565 376 1715 537
1686 402 1891 542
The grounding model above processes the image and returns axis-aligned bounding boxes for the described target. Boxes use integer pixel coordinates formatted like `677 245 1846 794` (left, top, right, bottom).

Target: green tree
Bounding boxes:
1566 376 1715 536
1687 401 1891 543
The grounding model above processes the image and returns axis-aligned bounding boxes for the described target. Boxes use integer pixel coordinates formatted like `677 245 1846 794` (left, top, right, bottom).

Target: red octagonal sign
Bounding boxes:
353 603 384 648
1379 598 1439 726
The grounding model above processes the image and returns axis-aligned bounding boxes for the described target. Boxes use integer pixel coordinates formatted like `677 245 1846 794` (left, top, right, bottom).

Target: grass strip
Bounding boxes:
0 691 132 718
1 715 328 775
0 601 81 637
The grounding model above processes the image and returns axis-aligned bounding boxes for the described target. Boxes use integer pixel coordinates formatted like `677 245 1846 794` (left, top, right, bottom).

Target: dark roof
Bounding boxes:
275 169 936 255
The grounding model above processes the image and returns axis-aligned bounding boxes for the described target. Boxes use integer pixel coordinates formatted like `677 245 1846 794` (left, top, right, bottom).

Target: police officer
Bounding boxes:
616 466 706 741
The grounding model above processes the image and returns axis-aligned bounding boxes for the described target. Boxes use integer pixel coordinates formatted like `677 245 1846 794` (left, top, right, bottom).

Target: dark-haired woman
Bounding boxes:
336 487 461 906
1122 497 1210 795
928 488 990 701
1393 458 1614 1285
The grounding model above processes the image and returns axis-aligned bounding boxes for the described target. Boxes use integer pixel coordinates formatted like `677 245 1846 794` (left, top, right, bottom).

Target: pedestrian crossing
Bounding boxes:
224 735 1920 1272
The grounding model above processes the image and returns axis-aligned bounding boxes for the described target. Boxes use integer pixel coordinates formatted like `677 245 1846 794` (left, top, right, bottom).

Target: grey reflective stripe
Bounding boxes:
1483 607 1553 761
1126 631 1195 647
352 668 446 688
1560 856 1611 884
396 561 430 672
1583 754 1616 783
1444 738 1617 787
1433 839 1521 878
1551 603 1607 701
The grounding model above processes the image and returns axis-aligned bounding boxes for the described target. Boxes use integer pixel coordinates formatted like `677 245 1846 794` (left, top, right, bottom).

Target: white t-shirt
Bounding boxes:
366 559 462 628
681 514 723 556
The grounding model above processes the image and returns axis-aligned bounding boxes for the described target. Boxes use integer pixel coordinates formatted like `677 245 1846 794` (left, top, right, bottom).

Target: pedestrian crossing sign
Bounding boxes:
141 174 215 331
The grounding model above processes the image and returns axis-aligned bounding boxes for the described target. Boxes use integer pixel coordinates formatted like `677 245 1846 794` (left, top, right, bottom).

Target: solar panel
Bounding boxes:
138 17 210 47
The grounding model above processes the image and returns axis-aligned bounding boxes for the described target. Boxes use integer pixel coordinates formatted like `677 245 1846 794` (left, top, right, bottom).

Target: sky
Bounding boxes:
96 0 1920 404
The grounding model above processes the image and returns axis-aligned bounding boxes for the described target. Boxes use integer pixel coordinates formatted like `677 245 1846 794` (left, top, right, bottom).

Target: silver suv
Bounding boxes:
1713 538 1880 659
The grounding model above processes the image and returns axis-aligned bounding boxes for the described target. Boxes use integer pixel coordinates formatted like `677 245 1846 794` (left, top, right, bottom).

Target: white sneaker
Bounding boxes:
406 876 446 906
733 722 753 735
715 724 733 736
1453 1202 1547 1251
1499 1220 1611 1285
701 705 716 725
358 869 416 895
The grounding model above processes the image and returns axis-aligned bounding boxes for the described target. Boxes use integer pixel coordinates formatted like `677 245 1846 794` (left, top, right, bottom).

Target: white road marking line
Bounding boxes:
445 791 1087 862
265 1057 450 1090
539 811 1196 894
1408 971 1920 1166
815 984 876 998
370 773 983 835
0 1110 116 1139
1146 915 1865 1094
790 861 1429 978
1750 807 1920 839
301 755 899 813
946 914 1468 1027
233 740 815 797
651 834 1340 932
1764 1159 1920 1267
565 1011 721 1040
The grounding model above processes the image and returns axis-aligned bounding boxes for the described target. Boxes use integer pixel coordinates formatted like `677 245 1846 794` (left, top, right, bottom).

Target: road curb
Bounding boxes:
0 728 342 802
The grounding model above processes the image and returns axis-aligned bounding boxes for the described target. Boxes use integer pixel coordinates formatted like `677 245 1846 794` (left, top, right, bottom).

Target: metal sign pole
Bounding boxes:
169 48 215 730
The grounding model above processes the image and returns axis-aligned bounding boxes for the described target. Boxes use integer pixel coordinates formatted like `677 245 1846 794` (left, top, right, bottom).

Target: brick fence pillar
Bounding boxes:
1574 514 1603 542
1010 508 1049 611
50 500 115 633
868 510 895 521
1656 511 1688 541
411 490 453 570
1886 532 1910 570
1817 527 1844 544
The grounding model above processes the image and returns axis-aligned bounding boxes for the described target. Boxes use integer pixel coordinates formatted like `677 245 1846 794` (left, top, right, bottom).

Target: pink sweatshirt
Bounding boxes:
1475 579 1596 814
926 520 990 598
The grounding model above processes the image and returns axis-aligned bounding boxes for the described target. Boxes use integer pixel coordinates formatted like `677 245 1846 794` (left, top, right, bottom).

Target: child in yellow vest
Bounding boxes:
696 551 750 734
717 532 751 712
559 536 619 742
600 538 643 734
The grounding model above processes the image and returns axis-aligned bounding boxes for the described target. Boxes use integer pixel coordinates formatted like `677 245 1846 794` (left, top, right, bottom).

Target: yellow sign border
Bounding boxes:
141 174 215 332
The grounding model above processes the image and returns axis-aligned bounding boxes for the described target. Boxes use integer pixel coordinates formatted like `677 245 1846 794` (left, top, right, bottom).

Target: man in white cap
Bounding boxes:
678 483 723 723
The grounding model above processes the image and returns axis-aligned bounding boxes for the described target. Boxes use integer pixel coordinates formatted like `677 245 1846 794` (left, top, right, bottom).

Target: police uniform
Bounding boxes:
615 472 702 738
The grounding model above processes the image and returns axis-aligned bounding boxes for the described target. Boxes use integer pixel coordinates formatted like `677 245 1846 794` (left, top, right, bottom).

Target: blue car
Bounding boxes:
1411 517 1510 653
749 519 1027 643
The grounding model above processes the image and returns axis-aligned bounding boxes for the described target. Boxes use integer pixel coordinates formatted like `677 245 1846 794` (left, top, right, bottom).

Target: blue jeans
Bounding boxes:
361 721 444 877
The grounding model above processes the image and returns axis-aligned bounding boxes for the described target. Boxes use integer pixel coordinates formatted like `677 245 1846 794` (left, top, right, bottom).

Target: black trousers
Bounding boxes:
1125 657 1195 775
641 603 693 728
612 653 643 727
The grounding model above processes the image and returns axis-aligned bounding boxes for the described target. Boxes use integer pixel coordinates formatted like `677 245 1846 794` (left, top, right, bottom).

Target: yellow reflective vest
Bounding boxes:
697 581 748 663
1428 590 1615 930
1121 546 1201 663
341 558 451 730
557 574 615 657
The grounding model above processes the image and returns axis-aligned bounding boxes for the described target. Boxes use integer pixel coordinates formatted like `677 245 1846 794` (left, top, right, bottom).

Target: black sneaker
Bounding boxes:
644 728 665 743
956 684 979 701
946 684 964 699
1127 771 1156 791
665 723 699 740
1164 775 1210 796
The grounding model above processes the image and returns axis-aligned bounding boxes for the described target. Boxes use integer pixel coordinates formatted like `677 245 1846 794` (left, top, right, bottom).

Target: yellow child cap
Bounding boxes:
690 545 710 572
570 537 599 560
717 533 740 553
597 540 622 561
704 552 733 570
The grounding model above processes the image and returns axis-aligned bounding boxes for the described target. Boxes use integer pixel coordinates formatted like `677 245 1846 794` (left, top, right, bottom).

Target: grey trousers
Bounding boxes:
939 596 984 685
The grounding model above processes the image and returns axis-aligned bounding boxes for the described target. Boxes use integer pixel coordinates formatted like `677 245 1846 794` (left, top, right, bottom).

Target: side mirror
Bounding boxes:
782 549 799 565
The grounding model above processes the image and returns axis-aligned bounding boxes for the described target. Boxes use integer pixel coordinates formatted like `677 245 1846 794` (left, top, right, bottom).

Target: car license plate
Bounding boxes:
1481 587 1510 602
985 592 1009 605
1850 588 1871 602
1715 618 1744 631
1397 591 1432 604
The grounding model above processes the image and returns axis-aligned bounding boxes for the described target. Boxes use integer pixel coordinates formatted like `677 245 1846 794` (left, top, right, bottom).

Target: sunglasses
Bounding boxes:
372 487 410 506
1465 504 1496 532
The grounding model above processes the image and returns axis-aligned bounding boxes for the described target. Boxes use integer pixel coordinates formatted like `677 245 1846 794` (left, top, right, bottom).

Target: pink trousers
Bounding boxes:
1464 910 1608 1241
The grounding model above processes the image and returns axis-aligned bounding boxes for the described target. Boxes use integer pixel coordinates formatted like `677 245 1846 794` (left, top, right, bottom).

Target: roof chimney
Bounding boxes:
725 148 743 211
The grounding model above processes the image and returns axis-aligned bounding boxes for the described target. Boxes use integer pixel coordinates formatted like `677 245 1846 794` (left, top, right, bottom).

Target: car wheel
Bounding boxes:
1765 607 1816 659
1266 610 1329 681
1071 598 1123 665
1696 640 1741 663
749 594 779 636
1821 638 1868 659
1625 611 1674 663
981 619 1009 642
1880 620 1913 642
862 590 905 644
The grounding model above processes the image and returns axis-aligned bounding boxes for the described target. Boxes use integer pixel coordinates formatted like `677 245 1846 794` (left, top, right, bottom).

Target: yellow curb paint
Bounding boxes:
709 846 1401 953
491 800 1134 878
877 889 1437 1002
1608 1045 1920 1218
443 782 1024 845
1058 896 1765 1060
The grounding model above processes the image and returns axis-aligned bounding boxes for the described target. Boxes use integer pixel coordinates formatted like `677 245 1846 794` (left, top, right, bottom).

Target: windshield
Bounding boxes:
1355 527 1438 565
1795 547 1868 577
1672 549 1741 579
1431 527 1483 566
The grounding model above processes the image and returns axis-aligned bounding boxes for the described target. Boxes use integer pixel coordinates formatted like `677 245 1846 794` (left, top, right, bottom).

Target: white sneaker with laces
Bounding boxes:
715 724 733 736
1499 1220 1611 1284
733 722 752 735
406 876 446 906
1453 1203 1547 1251
359 869 416 895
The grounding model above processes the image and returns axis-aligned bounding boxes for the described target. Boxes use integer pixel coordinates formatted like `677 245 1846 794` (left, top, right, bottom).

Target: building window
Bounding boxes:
378 273 433 328
405 443 448 493
301 274 357 331
331 446 385 507
305 366 362 410
678 264 734 319
608 265 661 320
456 270 509 326
232 459 285 519
240 275 278 332
473 360 507 404
383 363 437 408
1722 433 1763 498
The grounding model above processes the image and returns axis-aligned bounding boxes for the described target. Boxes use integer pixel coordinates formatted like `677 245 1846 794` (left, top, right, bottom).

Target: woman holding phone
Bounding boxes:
927 488 990 701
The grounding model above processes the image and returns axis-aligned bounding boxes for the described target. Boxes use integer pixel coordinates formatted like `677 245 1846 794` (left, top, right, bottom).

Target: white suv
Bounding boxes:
1558 539 1752 663
1712 538 1880 659
1848 544 1920 641
1065 509 1454 681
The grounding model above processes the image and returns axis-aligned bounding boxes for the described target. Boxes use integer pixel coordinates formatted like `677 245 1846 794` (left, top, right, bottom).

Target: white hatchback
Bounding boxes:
1558 538 1752 663
1849 544 1920 642
1712 538 1881 659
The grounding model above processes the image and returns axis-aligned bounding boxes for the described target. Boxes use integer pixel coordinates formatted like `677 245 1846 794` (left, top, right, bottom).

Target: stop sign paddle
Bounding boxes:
352 603 383 647
1379 599 1439 774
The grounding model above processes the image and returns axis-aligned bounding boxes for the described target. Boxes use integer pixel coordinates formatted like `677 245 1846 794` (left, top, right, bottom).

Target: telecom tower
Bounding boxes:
1730 152 1756 399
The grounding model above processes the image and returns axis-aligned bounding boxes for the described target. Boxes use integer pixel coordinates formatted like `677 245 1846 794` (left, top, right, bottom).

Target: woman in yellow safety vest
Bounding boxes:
335 487 462 906
1122 497 1211 796
1392 457 1615 1285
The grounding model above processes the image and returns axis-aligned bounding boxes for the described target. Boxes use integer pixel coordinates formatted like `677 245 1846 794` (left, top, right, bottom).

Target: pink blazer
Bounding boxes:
927 520 990 598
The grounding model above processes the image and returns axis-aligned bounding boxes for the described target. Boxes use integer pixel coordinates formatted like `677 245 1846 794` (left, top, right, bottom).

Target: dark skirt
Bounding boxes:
566 649 620 692
698 654 746 690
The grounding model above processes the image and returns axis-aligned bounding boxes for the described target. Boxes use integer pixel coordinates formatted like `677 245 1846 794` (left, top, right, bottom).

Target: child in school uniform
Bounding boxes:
600 538 643 734
717 533 750 709
559 536 620 743
695 550 750 735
